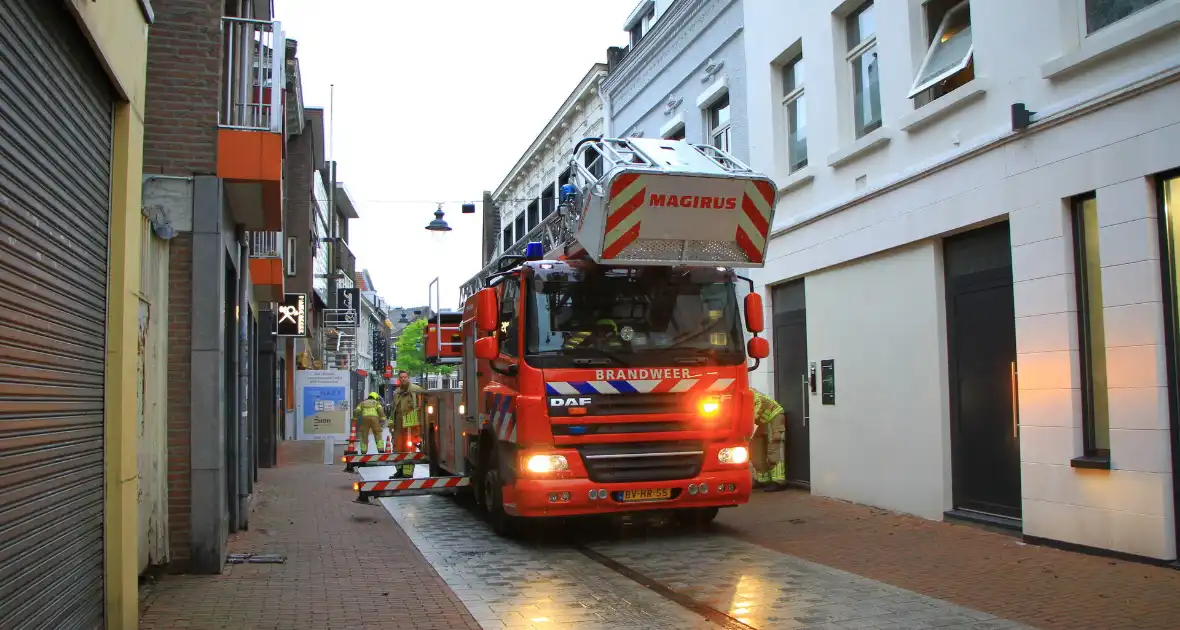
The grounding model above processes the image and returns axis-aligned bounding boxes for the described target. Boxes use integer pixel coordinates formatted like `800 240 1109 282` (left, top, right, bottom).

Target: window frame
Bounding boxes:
707 92 732 152
527 199 540 231
1083 0 1165 35
1070 192 1112 467
514 211 526 245
497 276 521 357
846 1 882 139
907 0 974 99
285 236 297 277
781 52 807 173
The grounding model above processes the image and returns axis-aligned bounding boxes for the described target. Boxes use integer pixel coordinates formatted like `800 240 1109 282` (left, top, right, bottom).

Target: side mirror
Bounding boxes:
744 292 764 333
747 337 770 360
474 336 500 360
475 288 498 333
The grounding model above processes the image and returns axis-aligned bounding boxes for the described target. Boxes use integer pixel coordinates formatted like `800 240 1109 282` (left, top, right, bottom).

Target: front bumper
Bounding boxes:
506 467 752 517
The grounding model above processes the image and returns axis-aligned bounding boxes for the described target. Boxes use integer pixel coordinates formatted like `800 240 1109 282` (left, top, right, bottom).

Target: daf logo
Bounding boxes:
550 397 592 407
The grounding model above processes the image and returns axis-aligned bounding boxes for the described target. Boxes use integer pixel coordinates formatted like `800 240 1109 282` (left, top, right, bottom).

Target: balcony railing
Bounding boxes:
249 231 283 259
335 238 356 280
221 17 285 132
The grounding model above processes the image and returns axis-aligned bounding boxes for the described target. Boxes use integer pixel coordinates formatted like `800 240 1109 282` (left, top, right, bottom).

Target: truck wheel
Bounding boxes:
678 507 719 530
482 450 519 537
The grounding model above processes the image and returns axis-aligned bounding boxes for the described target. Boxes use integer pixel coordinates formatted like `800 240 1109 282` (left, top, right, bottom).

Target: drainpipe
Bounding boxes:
238 231 251 529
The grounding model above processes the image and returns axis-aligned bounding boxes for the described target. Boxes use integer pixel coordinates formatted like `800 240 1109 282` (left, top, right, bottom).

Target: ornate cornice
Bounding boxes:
601 0 737 114
493 63 608 199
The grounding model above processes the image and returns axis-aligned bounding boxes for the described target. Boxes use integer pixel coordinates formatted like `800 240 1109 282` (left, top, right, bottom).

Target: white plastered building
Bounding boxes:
742 0 1180 561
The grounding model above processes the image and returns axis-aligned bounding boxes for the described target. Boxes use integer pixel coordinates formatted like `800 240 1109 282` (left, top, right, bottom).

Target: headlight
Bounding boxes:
698 395 721 417
525 454 569 473
718 446 749 465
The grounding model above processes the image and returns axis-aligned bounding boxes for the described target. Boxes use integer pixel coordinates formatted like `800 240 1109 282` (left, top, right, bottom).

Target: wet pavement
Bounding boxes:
358 465 1028 630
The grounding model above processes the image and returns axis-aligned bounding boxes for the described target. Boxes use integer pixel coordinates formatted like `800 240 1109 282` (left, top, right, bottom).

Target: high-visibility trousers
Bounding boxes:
750 414 786 483
357 415 384 454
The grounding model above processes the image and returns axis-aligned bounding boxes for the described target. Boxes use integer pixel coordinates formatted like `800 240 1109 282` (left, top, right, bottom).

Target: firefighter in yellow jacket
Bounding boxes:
353 392 386 455
750 388 787 491
390 370 424 477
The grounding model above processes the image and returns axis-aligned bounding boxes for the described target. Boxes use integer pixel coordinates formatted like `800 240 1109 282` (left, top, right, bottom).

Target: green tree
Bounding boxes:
395 318 453 376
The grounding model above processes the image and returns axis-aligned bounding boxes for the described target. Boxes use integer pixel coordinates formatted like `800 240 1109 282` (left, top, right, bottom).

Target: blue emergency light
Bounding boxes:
559 184 578 203
525 241 544 261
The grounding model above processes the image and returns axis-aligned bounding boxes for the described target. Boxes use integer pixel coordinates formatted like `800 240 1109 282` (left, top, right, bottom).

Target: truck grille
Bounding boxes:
575 440 704 483
547 393 684 417
552 421 688 436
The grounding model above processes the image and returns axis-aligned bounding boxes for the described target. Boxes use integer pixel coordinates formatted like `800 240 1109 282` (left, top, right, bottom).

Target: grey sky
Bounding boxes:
274 0 637 309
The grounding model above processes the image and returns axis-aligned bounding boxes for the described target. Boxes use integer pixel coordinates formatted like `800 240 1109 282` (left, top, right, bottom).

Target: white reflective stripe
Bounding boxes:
409 479 426 489
605 205 643 242
508 425 517 443
549 382 579 395
628 380 661 393
607 174 646 211
498 413 514 440
587 380 618 394
669 379 698 393
708 378 735 392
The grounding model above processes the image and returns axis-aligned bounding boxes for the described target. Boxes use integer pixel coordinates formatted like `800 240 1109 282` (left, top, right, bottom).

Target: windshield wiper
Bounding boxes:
535 348 633 367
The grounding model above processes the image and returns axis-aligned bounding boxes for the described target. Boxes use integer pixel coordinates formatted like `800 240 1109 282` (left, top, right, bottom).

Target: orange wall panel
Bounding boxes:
217 128 283 183
248 257 284 289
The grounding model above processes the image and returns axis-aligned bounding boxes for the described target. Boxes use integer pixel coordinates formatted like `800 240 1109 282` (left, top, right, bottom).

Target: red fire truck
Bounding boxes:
355 137 777 536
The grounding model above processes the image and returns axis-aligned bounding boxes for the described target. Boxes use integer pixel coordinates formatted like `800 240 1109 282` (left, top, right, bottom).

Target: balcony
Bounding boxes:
335 238 356 282
248 231 285 303
218 16 285 232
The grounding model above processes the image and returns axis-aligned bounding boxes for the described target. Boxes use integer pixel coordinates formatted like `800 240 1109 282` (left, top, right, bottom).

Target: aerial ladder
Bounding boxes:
355 137 778 532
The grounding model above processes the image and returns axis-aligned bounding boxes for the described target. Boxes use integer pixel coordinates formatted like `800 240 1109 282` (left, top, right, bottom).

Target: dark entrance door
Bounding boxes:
944 221 1021 519
772 279 810 485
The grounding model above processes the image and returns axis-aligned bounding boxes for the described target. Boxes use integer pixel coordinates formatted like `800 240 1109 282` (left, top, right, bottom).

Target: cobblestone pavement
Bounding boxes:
365 463 1026 630
715 489 1180 630
138 442 480 630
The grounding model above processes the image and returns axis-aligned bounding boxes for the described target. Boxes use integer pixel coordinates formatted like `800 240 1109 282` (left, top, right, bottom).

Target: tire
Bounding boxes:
482 449 519 537
678 507 720 530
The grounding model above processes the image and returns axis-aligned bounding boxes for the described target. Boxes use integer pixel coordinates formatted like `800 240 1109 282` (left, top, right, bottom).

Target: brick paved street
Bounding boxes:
138 442 1180 630
138 441 480 630
716 490 1180 630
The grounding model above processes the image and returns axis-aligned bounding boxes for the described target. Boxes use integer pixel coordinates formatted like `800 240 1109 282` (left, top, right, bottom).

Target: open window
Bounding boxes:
907 0 974 101
664 124 685 141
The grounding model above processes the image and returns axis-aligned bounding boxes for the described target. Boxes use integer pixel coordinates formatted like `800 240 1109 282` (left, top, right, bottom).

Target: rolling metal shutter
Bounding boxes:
0 1 115 628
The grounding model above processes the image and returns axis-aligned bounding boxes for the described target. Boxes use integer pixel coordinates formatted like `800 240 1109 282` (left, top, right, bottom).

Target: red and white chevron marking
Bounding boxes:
343 452 426 464
735 179 776 264
357 477 470 492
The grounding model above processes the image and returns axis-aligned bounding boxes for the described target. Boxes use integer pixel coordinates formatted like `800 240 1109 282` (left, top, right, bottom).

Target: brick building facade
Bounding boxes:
140 0 308 573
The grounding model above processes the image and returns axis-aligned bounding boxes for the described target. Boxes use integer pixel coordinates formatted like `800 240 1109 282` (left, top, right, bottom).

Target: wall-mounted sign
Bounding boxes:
295 369 350 439
276 293 308 337
821 359 835 405
337 287 360 323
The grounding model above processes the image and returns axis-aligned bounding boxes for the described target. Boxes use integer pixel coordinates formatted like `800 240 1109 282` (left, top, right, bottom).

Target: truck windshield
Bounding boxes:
525 265 744 368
